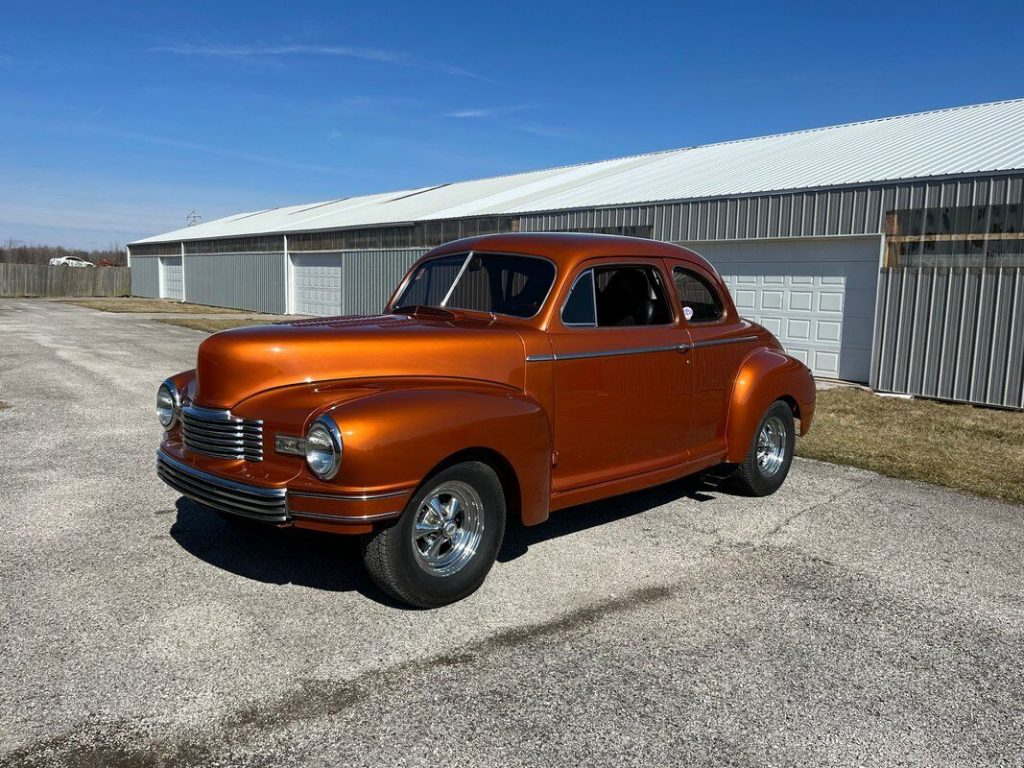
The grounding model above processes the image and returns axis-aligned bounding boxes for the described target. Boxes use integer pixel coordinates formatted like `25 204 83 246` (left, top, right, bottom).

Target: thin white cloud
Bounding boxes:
444 104 535 119
442 105 585 142
150 43 491 81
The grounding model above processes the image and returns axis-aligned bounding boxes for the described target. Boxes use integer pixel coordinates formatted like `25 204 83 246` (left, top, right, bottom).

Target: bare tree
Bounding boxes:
0 241 128 266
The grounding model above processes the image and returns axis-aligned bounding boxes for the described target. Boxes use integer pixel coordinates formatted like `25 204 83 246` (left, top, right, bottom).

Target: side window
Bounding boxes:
673 267 723 323
593 265 672 326
561 270 596 326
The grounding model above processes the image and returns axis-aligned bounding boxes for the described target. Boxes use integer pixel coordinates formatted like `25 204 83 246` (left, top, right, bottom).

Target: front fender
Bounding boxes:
314 384 553 526
725 349 816 463
166 369 197 403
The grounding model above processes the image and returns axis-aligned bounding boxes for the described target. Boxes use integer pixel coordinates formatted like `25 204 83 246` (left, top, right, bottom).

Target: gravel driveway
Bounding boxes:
1 298 1021 767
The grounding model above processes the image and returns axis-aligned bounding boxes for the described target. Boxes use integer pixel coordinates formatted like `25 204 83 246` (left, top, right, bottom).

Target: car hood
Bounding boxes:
193 313 528 409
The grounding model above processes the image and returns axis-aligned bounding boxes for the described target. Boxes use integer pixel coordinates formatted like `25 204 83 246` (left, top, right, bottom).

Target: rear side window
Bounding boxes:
561 265 673 327
673 267 723 323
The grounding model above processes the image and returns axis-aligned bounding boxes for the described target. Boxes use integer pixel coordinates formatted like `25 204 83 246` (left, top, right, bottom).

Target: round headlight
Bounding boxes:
157 381 179 429
305 416 342 480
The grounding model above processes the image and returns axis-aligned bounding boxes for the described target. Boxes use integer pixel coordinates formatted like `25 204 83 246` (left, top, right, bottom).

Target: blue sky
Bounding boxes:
3 0 1023 249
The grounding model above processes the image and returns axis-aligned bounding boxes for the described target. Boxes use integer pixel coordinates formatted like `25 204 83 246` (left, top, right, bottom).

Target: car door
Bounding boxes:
671 262 756 459
547 258 694 493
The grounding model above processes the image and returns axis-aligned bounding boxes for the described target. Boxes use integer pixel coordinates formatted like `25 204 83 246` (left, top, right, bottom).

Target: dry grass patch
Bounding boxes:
68 298 244 314
798 387 1024 505
157 317 282 333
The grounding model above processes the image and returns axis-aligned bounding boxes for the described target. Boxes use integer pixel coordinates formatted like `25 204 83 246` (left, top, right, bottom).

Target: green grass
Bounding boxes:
797 387 1024 505
157 317 281 333
68 298 245 314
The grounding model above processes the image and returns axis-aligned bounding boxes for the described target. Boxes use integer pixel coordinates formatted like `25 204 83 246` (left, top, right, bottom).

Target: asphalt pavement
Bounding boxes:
0 298 1021 767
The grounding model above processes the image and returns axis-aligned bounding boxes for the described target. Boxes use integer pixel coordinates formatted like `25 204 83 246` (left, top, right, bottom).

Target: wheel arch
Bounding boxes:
418 447 524 527
778 394 801 420
725 348 816 463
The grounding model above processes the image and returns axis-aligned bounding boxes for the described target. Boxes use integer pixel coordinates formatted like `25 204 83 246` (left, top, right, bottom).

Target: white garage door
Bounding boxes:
159 256 183 301
681 237 880 382
291 253 343 316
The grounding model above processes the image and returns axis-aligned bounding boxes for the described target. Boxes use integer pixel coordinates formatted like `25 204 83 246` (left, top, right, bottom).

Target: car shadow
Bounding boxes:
168 470 729 602
497 471 725 562
168 498 403 604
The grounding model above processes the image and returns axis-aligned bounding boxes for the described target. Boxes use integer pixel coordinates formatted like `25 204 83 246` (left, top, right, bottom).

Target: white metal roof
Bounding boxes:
134 98 1024 244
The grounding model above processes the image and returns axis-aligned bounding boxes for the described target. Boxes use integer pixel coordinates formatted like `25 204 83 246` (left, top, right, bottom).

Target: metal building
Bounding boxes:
129 99 1024 410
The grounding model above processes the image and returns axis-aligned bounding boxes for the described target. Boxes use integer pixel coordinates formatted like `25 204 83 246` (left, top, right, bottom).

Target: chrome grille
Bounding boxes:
157 451 287 523
181 405 263 461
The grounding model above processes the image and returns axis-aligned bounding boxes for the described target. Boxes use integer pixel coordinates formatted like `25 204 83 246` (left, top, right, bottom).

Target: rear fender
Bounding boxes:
321 385 552 526
725 349 816 463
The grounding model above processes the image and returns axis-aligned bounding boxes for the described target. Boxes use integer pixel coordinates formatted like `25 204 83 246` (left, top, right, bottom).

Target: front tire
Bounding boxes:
731 400 796 496
361 461 506 608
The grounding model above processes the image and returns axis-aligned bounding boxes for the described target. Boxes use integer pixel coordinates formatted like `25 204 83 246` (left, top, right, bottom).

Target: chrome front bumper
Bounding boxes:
156 451 288 523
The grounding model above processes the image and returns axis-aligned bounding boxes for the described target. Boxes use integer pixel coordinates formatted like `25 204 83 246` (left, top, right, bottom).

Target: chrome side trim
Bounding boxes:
526 343 686 362
525 336 758 362
290 510 402 524
288 488 410 501
156 450 288 523
690 335 760 349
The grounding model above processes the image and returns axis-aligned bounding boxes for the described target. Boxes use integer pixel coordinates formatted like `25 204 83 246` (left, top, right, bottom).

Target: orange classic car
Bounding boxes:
156 233 815 607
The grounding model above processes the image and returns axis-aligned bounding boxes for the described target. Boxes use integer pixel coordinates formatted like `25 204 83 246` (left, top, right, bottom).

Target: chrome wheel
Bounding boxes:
410 480 485 577
756 415 787 477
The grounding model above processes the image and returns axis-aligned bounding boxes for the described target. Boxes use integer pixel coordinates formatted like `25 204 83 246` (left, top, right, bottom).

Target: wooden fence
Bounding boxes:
0 263 131 298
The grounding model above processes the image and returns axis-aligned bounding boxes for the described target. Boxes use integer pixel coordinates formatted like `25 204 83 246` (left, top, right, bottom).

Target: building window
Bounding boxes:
885 204 1024 268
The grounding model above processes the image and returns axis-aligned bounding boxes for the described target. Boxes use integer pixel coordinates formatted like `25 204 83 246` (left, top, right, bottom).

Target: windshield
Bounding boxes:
394 252 555 319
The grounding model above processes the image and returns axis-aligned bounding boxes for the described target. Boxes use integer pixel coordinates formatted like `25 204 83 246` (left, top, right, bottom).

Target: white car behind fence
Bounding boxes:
48 256 94 267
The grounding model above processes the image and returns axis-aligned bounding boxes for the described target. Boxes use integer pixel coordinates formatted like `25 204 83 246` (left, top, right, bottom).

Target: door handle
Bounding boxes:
675 343 691 354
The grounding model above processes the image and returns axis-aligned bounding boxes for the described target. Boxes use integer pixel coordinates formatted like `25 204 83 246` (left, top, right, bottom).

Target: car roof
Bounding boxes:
425 232 715 276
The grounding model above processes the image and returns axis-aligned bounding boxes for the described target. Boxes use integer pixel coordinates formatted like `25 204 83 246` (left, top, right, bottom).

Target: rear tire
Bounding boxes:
361 461 506 608
731 400 796 496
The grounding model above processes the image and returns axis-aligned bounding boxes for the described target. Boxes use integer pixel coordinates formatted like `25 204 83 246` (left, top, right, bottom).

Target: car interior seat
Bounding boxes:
599 269 656 326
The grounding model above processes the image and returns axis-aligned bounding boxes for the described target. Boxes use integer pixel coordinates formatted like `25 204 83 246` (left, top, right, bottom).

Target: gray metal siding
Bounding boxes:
519 174 1024 242
872 267 1024 409
341 248 428 315
131 256 161 298
184 252 286 313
